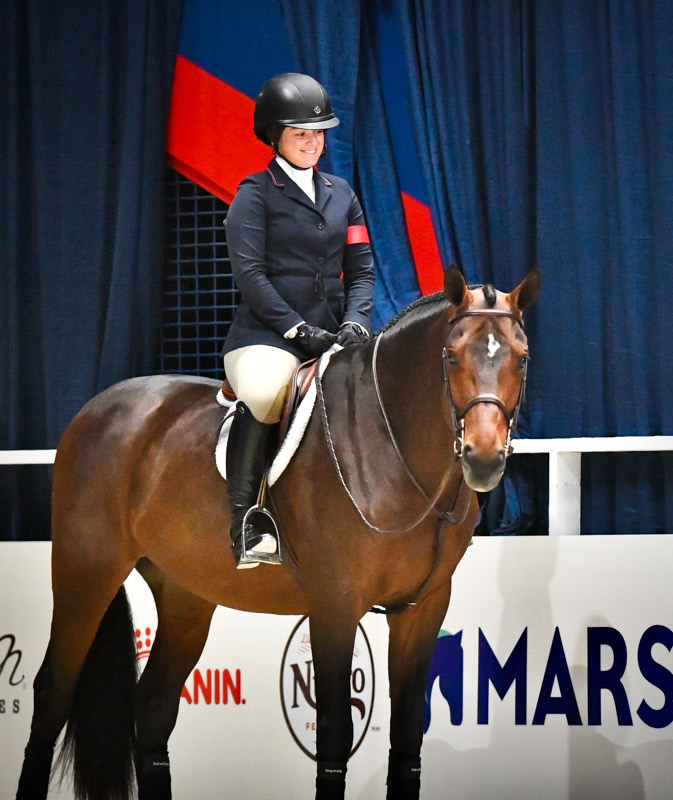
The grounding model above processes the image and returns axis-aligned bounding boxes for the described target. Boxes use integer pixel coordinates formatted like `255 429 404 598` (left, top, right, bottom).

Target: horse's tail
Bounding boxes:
57 586 138 800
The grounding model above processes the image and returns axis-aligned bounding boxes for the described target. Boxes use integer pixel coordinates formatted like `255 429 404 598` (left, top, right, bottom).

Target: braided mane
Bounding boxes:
376 291 446 336
376 283 489 337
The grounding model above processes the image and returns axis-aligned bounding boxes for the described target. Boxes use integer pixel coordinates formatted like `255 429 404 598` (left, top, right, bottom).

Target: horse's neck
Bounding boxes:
373 318 455 492
312 340 449 533
378 320 453 481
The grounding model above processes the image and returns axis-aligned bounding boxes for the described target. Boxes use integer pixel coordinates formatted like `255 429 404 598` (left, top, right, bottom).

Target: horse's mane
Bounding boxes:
376 291 447 336
376 283 489 337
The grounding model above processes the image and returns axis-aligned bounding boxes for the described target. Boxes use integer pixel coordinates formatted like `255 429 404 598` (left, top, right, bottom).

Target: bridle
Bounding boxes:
442 308 528 457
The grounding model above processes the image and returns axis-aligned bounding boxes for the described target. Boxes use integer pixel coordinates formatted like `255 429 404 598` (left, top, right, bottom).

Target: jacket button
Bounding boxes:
318 257 324 264
317 222 325 230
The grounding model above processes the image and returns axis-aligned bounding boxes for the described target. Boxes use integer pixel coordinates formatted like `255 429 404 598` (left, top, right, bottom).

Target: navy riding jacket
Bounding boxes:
222 159 375 361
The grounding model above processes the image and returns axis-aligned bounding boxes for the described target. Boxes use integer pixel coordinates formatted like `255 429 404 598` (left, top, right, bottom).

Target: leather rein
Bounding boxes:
314 306 527 535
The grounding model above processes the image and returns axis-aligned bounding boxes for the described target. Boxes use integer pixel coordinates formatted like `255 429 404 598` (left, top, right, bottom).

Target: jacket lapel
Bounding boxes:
266 159 333 216
266 159 318 213
314 171 333 215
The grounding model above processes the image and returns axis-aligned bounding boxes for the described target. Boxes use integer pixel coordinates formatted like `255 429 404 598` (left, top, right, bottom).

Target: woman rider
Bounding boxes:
223 73 375 568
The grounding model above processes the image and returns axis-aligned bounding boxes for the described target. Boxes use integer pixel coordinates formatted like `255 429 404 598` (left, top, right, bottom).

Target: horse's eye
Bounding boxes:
445 350 458 366
519 355 529 369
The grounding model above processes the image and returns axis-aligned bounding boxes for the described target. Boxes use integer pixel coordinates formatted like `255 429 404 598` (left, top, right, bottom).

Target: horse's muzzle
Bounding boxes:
461 445 506 492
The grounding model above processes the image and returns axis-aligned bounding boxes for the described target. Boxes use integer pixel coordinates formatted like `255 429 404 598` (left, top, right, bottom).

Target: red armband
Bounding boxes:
346 225 370 245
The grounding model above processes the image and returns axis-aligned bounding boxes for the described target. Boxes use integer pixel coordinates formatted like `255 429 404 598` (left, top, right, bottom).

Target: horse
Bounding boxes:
15 266 539 800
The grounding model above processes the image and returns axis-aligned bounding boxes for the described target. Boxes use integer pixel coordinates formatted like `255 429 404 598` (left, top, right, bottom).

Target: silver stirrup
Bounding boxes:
240 505 282 566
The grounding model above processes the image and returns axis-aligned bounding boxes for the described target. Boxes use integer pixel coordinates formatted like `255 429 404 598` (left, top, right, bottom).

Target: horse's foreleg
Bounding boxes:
134 564 216 800
386 588 453 800
309 608 360 800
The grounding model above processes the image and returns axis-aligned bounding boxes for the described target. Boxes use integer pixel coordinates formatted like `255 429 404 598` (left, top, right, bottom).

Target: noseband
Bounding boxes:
442 309 528 457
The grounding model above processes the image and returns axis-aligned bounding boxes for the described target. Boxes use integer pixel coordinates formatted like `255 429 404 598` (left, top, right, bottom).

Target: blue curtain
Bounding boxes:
0 0 184 540
392 0 673 437
394 0 536 290
531 0 673 532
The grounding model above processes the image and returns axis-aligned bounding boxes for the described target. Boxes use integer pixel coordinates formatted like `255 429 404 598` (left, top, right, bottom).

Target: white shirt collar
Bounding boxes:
275 157 316 203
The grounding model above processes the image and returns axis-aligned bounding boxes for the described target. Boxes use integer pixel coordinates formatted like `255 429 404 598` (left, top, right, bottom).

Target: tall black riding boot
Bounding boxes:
226 401 279 568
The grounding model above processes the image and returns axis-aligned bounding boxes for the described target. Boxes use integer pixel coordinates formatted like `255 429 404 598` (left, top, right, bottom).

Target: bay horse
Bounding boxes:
16 266 539 800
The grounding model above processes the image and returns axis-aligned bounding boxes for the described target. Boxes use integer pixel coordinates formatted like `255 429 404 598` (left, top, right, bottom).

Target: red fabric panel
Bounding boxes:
401 192 444 295
166 55 269 204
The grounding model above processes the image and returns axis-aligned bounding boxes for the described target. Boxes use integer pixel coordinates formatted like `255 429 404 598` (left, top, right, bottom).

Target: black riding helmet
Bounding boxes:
254 73 340 145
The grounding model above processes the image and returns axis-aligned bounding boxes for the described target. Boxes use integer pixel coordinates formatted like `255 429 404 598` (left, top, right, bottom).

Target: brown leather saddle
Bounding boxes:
221 356 319 448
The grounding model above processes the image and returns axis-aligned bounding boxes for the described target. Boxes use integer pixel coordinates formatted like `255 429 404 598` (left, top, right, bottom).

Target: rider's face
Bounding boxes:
278 128 324 169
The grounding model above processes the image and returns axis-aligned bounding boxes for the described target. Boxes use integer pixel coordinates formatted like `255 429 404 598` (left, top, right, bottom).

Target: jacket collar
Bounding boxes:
266 159 332 214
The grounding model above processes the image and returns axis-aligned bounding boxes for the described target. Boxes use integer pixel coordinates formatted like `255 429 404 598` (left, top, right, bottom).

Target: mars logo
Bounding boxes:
280 616 375 760
425 625 673 729
135 625 244 706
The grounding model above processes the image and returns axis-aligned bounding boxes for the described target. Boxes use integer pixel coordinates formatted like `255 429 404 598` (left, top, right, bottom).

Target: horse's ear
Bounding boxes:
509 270 541 312
444 265 468 307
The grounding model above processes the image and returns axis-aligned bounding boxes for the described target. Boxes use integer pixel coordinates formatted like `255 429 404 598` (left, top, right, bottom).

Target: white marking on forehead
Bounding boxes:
487 333 501 359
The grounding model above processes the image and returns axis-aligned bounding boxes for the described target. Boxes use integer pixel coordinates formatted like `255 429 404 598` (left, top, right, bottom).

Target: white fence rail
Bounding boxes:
511 436 673 535
2 437 673 535
0 450 57 464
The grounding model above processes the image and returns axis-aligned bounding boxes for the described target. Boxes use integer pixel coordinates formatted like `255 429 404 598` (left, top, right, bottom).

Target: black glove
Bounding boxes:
336 322 369 347
295 324 337 357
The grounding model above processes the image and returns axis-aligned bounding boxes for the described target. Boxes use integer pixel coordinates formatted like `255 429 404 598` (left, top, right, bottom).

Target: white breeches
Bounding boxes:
224 345 301 423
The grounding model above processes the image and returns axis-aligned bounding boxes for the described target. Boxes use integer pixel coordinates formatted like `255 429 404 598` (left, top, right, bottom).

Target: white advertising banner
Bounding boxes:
1 537 672 799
